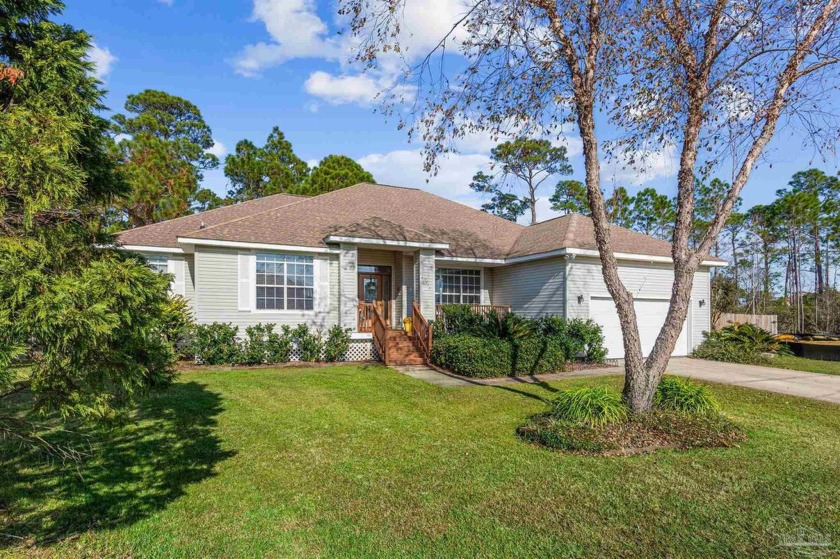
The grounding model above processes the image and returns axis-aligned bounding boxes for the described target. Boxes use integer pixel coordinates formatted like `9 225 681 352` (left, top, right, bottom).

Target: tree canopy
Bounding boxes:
304 154 375 195
224 127 309 201
470 138 572 224
113 89 218 226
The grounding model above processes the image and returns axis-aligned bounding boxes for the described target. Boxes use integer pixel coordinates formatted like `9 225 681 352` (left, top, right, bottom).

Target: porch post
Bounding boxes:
414 248 435 319
339 243 358 330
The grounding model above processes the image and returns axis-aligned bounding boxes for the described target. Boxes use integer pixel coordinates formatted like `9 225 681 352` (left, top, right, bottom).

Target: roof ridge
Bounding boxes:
118 191 306 234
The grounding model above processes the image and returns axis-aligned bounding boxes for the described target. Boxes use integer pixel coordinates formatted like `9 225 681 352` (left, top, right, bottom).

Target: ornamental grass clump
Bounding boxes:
550 387 628 426
654 376 719 416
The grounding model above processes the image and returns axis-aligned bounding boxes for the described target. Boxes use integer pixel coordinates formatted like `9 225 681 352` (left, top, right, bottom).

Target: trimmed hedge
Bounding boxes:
431 334 567 378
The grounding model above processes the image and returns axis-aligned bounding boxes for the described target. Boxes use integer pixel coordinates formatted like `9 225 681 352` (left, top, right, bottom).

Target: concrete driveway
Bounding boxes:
667 358 840 405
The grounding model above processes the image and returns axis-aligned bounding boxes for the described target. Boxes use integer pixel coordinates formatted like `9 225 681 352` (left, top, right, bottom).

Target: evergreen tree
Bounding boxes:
631 187 675 239
0 0 183 455
550 180 589 215
224 127 309 201
471 138 572 224
604 186 634 228
113 89 218 226
304 154 374 195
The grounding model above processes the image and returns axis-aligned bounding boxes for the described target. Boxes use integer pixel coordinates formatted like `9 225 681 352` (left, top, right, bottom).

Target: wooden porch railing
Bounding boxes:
358 302 376 333
412 301 432 364
372 303 389 365
435 304 511 320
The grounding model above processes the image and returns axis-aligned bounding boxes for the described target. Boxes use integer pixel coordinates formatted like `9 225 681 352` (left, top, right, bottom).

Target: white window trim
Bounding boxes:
435 267 482 305
247 251 324 315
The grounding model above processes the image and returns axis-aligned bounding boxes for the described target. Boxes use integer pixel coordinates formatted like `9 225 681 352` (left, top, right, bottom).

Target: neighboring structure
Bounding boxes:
117 182 725 360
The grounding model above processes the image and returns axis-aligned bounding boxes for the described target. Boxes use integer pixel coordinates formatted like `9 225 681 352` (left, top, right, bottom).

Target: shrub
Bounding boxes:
537 317 606 363
692 323 788 364
292 324 323 362
655 376 719 415
240 324 293 365
267 325 294 364
431 334 567 378
513 337 567 375
431 334 511 378
324 325 351 362
190 323 241 365
549 387 628 426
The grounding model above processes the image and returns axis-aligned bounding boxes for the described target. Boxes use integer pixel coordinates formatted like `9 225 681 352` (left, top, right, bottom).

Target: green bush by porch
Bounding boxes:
431 305 606 378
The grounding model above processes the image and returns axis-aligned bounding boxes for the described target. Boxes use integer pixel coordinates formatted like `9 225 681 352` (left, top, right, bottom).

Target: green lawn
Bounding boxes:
3 365 840 558
769 354 840 375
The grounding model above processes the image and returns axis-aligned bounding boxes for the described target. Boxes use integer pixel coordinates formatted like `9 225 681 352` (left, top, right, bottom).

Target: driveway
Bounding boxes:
666 357 840 405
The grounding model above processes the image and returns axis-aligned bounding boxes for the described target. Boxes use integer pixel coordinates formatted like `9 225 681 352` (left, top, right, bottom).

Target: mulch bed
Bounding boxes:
517 411 746 456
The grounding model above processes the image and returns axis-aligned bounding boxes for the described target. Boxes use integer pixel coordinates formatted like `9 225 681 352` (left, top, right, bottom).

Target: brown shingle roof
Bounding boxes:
115 193 305 248
117 182 723 263
182 183 525 259
510 213 673 258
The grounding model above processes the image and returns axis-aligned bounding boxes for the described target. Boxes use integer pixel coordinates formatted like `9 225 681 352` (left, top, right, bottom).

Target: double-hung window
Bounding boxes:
145 254 169 275
255 254 314 310
435 268 481 304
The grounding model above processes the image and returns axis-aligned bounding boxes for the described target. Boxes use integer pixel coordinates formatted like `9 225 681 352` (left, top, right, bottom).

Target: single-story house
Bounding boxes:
116 182 725 362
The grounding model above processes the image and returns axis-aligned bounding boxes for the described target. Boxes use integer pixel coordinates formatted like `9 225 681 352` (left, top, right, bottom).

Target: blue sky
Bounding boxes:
67 0 838 222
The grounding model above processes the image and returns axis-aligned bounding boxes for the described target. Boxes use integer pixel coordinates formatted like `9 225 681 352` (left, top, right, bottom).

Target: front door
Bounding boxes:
358 267 391 330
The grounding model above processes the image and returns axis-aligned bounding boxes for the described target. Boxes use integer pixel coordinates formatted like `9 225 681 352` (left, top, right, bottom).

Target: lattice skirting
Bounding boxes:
285 338 378 362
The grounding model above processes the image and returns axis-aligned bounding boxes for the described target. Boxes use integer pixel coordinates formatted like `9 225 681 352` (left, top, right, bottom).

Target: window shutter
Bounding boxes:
315 256 330 314
238 252 252 311
167 258 186 296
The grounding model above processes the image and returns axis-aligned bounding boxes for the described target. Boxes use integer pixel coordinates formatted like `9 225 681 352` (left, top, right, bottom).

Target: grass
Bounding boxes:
768 354 840 375
2 365 840 557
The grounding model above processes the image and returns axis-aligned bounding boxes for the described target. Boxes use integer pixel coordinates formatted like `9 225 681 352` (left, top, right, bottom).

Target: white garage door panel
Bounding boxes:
589 298 688 359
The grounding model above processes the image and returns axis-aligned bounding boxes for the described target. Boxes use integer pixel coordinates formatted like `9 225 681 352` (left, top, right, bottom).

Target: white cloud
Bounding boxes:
232 0 341 77
600 144 678 186
304 71 415 106
206 140 227 158
305 102 319 113
157 0 174 5
88 43 116 81
358 149 490 206
233 0 470 79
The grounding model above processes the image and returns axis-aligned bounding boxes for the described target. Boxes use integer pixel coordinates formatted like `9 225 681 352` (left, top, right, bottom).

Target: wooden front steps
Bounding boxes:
386 330 427 365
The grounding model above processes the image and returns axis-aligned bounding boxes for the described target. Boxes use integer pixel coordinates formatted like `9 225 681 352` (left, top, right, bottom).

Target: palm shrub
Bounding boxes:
550 387 628 426
293 325 323 362
693 323 788 364
654 376 719 415
324 325 352 362
480 312 534 340
190 323 241 365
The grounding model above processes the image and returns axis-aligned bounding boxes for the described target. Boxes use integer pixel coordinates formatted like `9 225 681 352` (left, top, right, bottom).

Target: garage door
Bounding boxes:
589 297 689 359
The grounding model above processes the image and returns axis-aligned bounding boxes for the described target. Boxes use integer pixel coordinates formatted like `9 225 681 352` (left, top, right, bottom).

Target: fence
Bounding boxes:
714 313 778 334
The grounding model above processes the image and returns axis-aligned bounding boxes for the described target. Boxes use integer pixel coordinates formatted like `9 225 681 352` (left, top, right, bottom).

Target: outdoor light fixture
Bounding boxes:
699 299 706 307
578 295 584 304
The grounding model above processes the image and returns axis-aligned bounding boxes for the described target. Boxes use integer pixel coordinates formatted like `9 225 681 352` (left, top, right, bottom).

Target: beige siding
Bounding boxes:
491 257 566 318
195 246 337 331
339 244 358 329
358 248 395 267
184 254 195 305
566 257 711 351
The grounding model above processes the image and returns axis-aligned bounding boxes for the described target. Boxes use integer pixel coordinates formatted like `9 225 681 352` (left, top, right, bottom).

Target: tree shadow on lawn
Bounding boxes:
0 381 235 547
